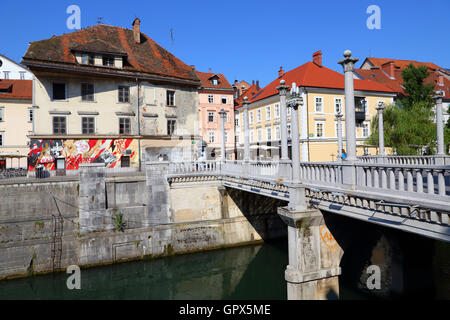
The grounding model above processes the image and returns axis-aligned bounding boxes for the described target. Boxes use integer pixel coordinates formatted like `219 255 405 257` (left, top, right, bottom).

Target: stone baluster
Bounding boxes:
415 169 424 193
406 169 414 192
397 169 405 191
427 169 434 195
437 170 446 196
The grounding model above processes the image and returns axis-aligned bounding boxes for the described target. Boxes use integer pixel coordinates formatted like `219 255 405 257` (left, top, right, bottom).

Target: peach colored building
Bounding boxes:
196 71 235 159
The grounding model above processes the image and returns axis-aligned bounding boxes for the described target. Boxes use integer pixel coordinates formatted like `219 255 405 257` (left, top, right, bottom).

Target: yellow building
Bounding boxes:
0 80 33 169
235 51 396 161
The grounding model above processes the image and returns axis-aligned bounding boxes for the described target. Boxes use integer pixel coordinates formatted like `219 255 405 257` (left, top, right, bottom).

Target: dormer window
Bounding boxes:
102 56 115 67
212 79 218 85
81 54 95 65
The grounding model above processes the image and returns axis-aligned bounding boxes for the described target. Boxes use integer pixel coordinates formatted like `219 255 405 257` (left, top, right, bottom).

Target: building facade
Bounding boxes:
196 71 235 159
0 54 33 80
22 19 201 173
235 51 396 162
0 80 33 169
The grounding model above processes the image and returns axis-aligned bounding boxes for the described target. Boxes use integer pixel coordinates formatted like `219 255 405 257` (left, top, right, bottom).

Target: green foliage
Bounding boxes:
112 211 126 232
366 63 442 155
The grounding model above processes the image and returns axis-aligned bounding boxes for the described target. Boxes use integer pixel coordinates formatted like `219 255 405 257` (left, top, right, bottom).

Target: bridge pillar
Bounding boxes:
278 207 343 300
338 50 358 162
277 80 290 162
242 97 250 162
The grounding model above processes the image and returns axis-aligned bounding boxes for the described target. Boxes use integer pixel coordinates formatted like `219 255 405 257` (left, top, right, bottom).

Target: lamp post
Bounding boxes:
277 80 290 162
335 112 343 161
219 108 227 162
286 83 303 183
338 50 359 161
376 101 385 156
433 90 445 156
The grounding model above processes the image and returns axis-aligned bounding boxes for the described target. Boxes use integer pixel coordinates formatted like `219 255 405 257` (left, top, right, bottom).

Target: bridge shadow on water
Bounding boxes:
323 210 450 300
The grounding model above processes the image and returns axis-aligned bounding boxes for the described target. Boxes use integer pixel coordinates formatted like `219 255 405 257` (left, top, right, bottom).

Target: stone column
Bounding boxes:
433 91 445 156
219 108 227 162
289 95 302 182
335 113 343 161
242 97 250 162
277 80 290 161
338 50 359 161
78 163 107 234
376 101 386 156
278 208 343 300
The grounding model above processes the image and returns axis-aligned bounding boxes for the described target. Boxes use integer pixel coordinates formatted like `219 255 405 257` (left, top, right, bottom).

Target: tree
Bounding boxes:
366 63 440 155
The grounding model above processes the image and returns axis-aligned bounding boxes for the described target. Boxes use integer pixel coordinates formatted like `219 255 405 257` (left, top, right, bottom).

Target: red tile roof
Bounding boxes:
362 57 442 71
195 71 233 91
234 84 262 110
22 24 199 84
247 62 395 104
355 62 450 98
0 80 32 100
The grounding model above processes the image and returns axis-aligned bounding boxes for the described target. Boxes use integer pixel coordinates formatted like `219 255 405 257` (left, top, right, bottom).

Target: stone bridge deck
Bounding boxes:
162 158 450 242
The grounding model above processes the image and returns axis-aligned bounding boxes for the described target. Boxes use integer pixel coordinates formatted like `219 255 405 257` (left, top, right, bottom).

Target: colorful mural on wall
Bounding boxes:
28 139 137 171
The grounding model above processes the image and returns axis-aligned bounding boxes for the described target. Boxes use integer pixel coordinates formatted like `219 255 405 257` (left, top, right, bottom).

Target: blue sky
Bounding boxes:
1 0 449 86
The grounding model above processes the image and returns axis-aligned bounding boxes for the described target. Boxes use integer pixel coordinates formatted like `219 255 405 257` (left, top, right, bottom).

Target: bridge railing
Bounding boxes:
299 162 343 187
357 155 450 165
168 160 220 175
355 163 449 197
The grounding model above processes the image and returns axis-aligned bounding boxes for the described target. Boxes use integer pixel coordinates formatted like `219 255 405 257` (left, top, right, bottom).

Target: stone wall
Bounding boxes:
0 164 287 280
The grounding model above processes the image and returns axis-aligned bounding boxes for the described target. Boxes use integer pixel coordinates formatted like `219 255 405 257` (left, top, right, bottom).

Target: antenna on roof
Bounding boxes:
170 28 175 51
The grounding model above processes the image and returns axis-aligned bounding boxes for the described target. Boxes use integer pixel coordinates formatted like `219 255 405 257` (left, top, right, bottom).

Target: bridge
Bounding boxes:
157 51 450 300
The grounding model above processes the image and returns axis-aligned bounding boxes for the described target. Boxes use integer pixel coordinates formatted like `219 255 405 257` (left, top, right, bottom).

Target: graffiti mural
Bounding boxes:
28 139 137 171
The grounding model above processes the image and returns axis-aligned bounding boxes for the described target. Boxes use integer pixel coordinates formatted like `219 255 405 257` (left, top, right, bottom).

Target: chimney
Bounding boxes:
437 72 444 86
278 66 284 77
190 65 195 70
312 50 322 67
132 18 141 44
256 80 260 90
382 61 395 79
209 68 212 73
234 80 238 85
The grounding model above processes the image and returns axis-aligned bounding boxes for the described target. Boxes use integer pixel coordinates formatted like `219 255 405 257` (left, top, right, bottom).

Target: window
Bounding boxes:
209 131 215 143
316 122 324 138
19 72 25 80
0 133 3 146
28 109 33 122
82 117 95 134
257 109 262 122
221 96 227 104
266 127 272 141
224 131 228 143
212 79 218 85
81 83 94 101
0 108 4 121
315 97 323 113
224 112 229 122
83 54 95 65
235 115 239 127
266 106 271 120
275 125 281 140
335 98 342 114
287 123 292 138
249 111 254 124
119 118 131 135
274 104 280 118
166 90 175 106
208 94 214 104
362 122 370 137
121 156 130 168
257 128 262 141
52 83 66 100
102 56 114 67
88 55 95 65
167 119 176 135
235 134 239 144
118 86 130 103
53 117 66 134
335 122 339 137
208 112 215 122
287 106 292 116
4 72 10 80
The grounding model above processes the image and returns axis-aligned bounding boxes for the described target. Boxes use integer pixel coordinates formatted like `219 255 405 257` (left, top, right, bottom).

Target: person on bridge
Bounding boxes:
341 149 347 160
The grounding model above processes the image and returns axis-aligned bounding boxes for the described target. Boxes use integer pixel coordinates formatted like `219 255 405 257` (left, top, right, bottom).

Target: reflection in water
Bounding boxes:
0 239 289 300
